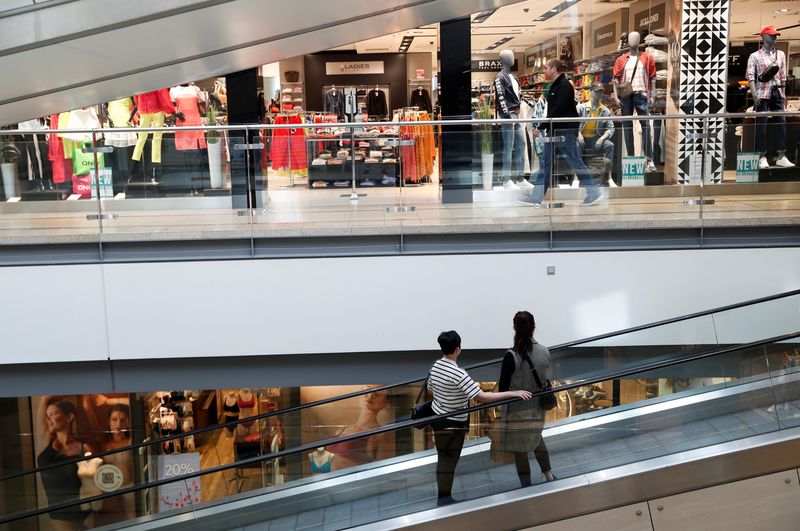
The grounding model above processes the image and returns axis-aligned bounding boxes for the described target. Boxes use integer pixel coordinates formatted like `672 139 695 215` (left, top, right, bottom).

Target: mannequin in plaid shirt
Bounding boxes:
746 26 795 169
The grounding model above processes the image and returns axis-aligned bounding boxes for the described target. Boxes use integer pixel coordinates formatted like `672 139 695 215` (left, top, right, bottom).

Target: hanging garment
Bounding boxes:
324 89 345 118
269 114 308 176
104 98 138 147
48 114 72 183
61 108 101 142
410 88 432 113
366 89 388 118
171 86 207 151
135 89 174 115
344 87 358 116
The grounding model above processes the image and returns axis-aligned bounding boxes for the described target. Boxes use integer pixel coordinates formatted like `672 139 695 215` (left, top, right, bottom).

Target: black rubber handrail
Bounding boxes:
2 287 798 483
2 330 798 525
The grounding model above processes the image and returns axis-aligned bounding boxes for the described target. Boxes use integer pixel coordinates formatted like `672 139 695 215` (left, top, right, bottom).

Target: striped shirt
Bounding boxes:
427 358 481 422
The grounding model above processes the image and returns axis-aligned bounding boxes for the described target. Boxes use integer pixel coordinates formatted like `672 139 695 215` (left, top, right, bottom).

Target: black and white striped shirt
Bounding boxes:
427 358 481 422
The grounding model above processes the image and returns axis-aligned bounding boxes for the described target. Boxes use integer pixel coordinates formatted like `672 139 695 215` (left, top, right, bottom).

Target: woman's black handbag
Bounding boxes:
410 376 435 430
528 359 557 411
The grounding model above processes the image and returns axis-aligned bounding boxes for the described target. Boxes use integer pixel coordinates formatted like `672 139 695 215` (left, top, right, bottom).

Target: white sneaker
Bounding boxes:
759 156 769 169
518 179 533 189
503 180 519 190
607 178 618 188
775 156 795 168
645 161 657 173
571 177 579 189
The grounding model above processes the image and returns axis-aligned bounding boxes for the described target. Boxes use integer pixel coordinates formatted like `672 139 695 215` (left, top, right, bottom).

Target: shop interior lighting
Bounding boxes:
534 0 582 22
472 10 496 24
487 36 514 50
399 35 414 52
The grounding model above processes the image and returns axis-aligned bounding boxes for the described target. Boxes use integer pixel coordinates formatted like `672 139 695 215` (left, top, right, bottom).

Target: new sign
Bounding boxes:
325 61 385 75
736 152 760 183
622 156 646 186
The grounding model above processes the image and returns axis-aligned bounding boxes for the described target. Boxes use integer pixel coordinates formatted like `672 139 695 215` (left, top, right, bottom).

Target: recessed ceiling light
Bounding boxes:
775 8 791 14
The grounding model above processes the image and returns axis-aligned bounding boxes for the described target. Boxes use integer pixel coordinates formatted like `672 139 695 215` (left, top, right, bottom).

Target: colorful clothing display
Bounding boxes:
397 111 435 183
270 114 308 176
171 85 206 151
104 98 137 147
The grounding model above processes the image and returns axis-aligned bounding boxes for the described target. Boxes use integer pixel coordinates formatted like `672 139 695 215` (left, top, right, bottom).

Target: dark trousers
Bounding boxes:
532 130 599 196
21 134 53 185
755 87 787 155
621 92 652 159
512 439 552 486
432 419 468 498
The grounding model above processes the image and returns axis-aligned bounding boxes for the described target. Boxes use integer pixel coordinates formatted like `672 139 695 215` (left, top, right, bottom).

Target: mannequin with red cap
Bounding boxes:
746 26 795 169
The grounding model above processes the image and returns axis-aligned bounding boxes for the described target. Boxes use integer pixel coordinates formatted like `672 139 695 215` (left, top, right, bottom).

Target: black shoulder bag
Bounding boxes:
522 354 557 411
410 374 435 430
617 56 640 100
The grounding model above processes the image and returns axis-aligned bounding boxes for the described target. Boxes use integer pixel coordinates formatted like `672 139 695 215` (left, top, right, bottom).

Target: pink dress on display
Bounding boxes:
170 85 206 151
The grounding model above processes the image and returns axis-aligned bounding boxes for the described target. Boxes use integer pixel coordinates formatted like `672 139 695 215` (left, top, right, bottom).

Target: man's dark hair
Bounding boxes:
546 58 562 72
437 330 461 355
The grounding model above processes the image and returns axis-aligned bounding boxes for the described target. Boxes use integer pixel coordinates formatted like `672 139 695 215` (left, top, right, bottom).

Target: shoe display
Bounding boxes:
759 157 769 169
571 177 579 189
581 190 603 205
503 180 519 190
518 179 534 190
645 161 657 173
775 156 795 168
607 177 617 188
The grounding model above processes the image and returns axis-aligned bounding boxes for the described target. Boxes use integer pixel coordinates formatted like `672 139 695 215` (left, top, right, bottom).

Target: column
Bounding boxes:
226 68 263 208
439 17 473 204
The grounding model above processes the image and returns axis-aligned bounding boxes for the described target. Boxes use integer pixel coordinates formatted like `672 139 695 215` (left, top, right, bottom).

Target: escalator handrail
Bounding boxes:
2 287 798 484
3 330 798 525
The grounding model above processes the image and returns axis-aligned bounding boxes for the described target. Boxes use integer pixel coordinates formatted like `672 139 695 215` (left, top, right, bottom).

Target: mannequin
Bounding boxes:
170 84 206 150
77 453 104 512
365 87 388 119
494 49 528 189
131 88 176 166
236 388 258 437
308 447 335 474
613 31 657 172
578 83 616 187
747 26 795 169
17 118 55 191
222 392 240 434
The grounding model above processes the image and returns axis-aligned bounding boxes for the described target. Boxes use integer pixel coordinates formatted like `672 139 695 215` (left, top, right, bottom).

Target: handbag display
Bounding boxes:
617 56 640 100
410 375 434 430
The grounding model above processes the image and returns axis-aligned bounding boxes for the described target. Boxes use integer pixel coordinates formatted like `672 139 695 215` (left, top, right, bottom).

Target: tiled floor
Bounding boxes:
225 392 800 531
1 182 799 244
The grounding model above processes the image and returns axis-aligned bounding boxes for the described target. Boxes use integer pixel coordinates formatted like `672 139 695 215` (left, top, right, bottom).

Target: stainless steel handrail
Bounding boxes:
0 110 796 135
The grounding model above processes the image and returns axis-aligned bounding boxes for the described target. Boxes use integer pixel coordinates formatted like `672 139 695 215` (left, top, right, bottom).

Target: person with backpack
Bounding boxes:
497 311 557 487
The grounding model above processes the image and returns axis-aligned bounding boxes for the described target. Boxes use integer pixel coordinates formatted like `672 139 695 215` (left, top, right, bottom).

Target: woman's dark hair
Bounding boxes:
51 399 78 419
106 403 131 441
437 330 462 355
513 311 536 357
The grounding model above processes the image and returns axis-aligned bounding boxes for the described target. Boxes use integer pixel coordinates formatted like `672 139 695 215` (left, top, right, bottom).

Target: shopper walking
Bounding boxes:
497 311 556 486
428 330 532 506
519 58 603 206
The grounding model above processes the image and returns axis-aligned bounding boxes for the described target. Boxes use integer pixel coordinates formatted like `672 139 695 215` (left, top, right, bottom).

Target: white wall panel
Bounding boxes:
0 264 108 363
98 248 800 361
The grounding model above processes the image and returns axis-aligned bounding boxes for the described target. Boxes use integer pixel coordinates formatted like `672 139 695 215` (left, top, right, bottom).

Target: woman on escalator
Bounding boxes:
497 311 557 487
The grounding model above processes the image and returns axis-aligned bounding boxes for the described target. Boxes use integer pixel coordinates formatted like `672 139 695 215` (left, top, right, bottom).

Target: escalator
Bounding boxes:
1 291 799 530
0 0 523 125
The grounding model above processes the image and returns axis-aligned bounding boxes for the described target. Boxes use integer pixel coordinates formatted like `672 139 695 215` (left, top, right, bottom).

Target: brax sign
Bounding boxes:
471 59 518 72
325 61 385 75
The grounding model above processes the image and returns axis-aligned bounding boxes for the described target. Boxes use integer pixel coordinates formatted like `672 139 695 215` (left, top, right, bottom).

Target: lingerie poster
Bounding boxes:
299 385 395 475
31 394 136 530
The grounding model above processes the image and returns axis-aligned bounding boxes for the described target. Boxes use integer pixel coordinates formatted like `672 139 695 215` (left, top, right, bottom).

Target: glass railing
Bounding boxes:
2 331 798 529
1 111 798 250
0 289 797 527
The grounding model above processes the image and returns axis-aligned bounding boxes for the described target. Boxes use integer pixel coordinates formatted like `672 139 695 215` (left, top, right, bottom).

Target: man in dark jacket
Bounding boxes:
520 59 602 206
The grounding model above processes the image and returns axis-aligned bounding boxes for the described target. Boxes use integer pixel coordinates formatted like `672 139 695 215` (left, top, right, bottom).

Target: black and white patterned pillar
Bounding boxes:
674 0 730 184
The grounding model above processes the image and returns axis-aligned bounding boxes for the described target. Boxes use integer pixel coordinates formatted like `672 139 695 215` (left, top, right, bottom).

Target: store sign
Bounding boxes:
594 23 617 48
736 152 760 183
91 168 114 199
415 69 426 79
326 61 385 75
471 59 518 72
156 453 201 512
635 3 666 33
622 156 646 186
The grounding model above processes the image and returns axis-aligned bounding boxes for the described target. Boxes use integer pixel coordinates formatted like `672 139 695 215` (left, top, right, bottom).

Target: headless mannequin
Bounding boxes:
308 447 335 474
236 389 258 437
495 49 528 189
613 31 656 171
223 392 239 435
748 31 794 168
77 453 104 512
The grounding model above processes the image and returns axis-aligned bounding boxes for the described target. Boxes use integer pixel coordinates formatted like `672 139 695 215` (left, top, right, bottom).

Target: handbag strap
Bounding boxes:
415 367 432 405
627 54 641 84
511 349 547 391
